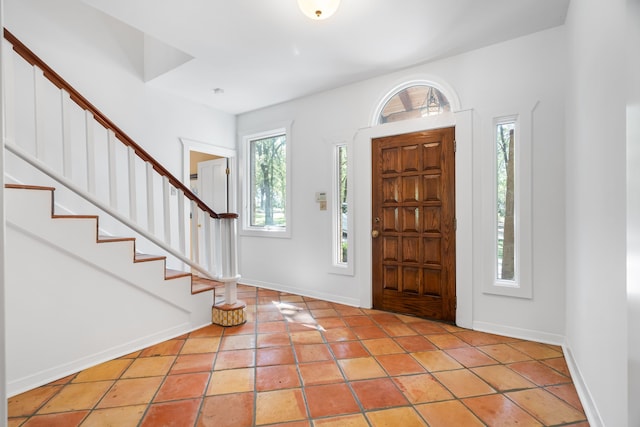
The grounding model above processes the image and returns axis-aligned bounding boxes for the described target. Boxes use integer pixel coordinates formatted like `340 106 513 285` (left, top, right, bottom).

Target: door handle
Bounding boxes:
371 230 380 238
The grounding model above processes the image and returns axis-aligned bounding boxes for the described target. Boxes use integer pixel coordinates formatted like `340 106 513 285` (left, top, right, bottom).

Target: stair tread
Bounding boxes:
192 276 224 294
11 185 219 297
11 184 224 302
165 268 191 280
134 253 166 263
53 214 98 220
5 184 55 191
97 235 135 243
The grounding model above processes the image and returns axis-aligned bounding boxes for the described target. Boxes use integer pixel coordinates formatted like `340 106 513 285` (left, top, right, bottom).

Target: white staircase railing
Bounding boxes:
2 29 239 294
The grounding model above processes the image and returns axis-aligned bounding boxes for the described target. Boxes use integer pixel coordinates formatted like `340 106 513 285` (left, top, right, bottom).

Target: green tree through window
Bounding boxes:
337 144 348 263
250 133 287 228
496 122 515 280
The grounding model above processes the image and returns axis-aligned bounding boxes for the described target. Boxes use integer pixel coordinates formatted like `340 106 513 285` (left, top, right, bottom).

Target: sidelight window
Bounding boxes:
336 144 348 264
331 141 353 275
484 113 532 299
496 121 517 282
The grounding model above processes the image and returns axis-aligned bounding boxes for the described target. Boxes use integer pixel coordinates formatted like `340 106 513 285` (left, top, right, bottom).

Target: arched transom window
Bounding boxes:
378 85 451 124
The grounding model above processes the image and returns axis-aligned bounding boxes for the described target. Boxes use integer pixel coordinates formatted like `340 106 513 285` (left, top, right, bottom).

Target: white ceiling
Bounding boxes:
82 0 570 115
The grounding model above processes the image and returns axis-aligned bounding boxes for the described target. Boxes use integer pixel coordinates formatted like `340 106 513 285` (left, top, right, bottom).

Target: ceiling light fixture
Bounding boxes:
297 0 341 20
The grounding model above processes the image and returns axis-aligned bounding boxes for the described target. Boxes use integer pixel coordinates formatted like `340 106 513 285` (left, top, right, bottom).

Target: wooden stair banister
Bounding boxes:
3 28 234 222
3 28 245 325
5 184 223 296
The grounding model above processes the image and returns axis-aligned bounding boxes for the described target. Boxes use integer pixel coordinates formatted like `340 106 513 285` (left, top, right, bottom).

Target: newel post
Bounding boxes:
211 213 246 326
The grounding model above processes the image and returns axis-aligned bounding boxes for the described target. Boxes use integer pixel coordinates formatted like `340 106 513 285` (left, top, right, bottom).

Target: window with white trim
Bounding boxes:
242 127 291 237
331 141 354 275
377 84 451 124
496 120 517 283
483 113 532 298
336 144 348 264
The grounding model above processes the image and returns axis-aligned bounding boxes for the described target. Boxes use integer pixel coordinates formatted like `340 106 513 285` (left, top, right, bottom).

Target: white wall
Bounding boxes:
565 0 628 425
238 27 568 342
2 0 236 395
0 0 8 420
3 0 237 265
4 0 236 178
5 187 213 396
627 1 640 426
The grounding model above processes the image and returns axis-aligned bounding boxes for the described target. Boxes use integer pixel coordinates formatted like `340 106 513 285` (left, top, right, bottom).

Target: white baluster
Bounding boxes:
213 218 222 278
33 67 45 159
220 217 239 279
61 90 72 178
128 146 137 222
3 42 15 145
204 214 212 272
177 189 186 255
216 220 224 277
162 176 171 246
146 162 155 234
85 111 96 194
210 216 219 277
190 200 199 266
107 130 118 208
221 216 239 305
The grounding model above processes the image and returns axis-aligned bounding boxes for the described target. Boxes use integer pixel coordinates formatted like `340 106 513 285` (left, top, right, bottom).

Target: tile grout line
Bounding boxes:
192 300 238 427
319 307 375 424
7 285 588 427
282 293 312 424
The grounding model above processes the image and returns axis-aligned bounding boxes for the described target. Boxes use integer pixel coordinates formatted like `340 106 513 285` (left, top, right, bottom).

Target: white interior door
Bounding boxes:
197 158 228 213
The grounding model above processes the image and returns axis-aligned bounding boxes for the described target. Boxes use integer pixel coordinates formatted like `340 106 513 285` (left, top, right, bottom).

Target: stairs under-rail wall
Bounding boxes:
5 184 221 395
2 29 242 395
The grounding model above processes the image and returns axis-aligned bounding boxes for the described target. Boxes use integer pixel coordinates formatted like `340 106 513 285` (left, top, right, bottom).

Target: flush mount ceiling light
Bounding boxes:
297 0 341 20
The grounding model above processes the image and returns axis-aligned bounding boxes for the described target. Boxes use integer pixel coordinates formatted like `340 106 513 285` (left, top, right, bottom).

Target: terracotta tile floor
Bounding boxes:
8 285 589 426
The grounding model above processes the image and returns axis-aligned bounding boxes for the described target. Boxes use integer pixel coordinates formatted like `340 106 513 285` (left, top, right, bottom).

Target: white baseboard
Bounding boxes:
473 321 602 426
562 345 604 427
472 320 565 346
240 278 361 308
7 321 210 397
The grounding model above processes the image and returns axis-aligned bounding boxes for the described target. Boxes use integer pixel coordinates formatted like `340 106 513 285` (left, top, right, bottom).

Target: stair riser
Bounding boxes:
5 186 213 396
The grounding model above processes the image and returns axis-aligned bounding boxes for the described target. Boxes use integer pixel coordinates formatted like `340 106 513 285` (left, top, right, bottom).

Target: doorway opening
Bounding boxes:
181 138 237 214
181 138 237 273
361 77 471 328
371 127 456 322
189 151 228 213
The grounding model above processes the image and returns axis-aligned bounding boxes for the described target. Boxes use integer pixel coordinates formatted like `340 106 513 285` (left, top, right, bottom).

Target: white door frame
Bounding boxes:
353 110 473 329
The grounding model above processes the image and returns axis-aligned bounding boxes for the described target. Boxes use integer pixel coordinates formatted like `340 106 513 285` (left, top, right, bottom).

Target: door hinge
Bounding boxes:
453 140 457 152
225 168 230 175
454 217 457 231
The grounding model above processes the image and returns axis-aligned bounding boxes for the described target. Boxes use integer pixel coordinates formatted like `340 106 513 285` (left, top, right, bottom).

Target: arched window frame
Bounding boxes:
371 79 461 127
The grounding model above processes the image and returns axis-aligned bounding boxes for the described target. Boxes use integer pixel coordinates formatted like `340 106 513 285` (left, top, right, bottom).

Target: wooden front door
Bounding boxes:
372 127 456 322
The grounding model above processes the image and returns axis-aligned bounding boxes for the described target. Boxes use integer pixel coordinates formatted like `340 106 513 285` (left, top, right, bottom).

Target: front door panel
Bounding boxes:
372 127 456 322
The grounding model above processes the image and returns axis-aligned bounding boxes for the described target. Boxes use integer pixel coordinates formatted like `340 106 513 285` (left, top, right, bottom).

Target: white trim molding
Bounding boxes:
353 109 473 330
239 122 293 239
328 133 355 276
563 345 605 427
370 76 463 126
241 278 361 308
480 102 536 299
473 320 564 346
